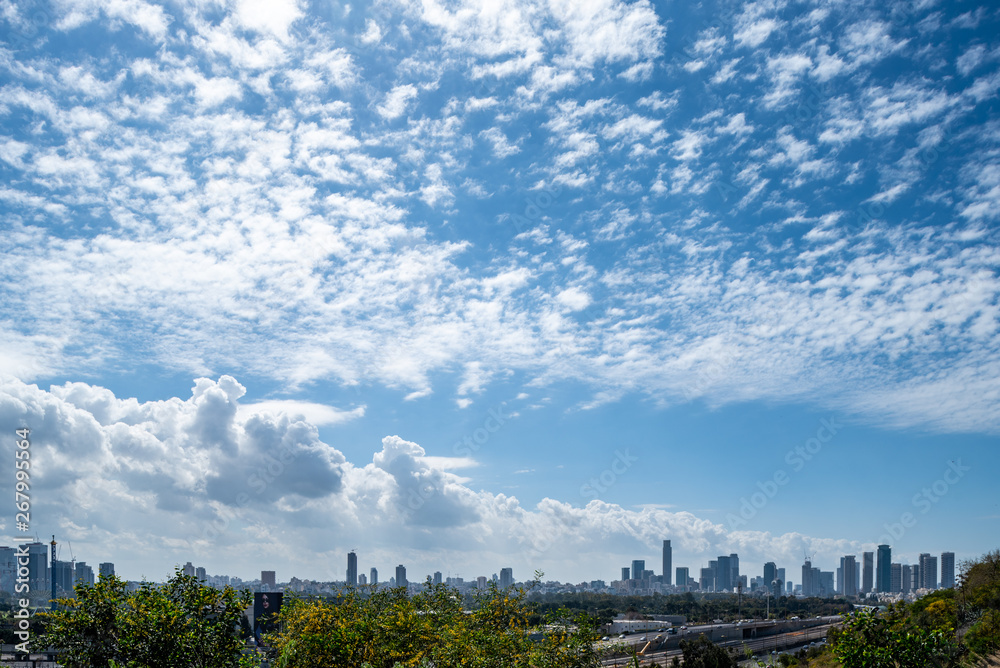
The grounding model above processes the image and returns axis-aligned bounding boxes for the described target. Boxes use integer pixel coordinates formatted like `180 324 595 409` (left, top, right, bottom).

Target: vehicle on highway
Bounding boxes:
601 636 609 641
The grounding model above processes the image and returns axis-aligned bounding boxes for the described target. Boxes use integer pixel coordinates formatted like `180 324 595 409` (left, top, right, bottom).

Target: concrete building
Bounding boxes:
631 560 645 582
622 567 630 581
28 542 50 592
662 540 672 585
99 562 115 579
395 565 407 588
676 567 689 590
261 571 276 589
764 562 777 590
500 567 514 589
941 552 955 589
433 571 442 585
371 567 378 585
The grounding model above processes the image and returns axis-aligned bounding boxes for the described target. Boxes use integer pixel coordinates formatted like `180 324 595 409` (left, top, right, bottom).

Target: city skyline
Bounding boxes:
1 0 999 585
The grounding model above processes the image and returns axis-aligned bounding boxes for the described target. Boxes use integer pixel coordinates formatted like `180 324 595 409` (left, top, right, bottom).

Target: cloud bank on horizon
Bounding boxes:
0 374 861 581
1 0 999 580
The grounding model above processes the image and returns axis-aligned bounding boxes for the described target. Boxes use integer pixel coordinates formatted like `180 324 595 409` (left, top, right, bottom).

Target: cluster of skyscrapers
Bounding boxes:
616 540 956 598
0 541 113 600
343 551 515 592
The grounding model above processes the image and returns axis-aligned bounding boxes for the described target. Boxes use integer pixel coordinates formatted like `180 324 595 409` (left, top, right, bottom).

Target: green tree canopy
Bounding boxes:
36 569 252 668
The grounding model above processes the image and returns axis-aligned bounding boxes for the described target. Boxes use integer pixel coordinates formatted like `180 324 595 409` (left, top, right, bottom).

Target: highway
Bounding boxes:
599 618 840 666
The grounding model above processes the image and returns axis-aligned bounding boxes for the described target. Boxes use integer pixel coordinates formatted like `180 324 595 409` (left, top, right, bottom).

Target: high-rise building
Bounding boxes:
370 567 378 585
183 562 195 577
801 560 813 596
772 578 783 598
52 560 75 596
99 563 115 579
347 551 358 586
395 565 407 588
843 555 857 597
876 545 892 593
261 571 276 589
0 547 15 594
75 562 94 587
941 552 956 589
837 561 844 595
920 554 938 590
716 555 732 592
777 568 786 588
901 564 913 593
500 567 514 589
819 571 834 596
662 540 672 586
729 554 740 589
477 576 487 589
433 571 442 585
359 573 367 585
862 552 874 594
27 542 49 593
195 566 207 581
621 567 630 581
631 560 645 582
699 567 714 591
676 567 689 590
764 562 777 589
891 563 902 593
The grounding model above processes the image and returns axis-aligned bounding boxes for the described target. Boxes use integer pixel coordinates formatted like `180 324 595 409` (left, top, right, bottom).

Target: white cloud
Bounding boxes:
377 84 419 120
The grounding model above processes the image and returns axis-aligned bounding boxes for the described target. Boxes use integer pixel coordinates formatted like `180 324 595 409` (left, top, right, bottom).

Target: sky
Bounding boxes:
1 0 999 588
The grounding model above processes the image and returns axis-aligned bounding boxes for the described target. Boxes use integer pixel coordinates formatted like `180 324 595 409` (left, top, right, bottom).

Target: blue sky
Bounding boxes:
1 0 999 587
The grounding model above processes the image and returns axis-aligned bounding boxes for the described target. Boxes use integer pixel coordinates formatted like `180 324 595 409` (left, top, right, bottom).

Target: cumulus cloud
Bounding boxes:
0 376 881 581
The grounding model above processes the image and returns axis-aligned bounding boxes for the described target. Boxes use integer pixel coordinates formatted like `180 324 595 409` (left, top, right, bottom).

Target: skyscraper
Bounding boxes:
862 552 874 594
716 555 732 592
0 547 15 594
729 553 740 590
27 542 49 592
801 560 813 597
395 565 407 588
621 567 630 581
876 545 892 593
75 562 94 587
347 551 358 586
843 555 857 597
631 560 645 582
195 566 206 581
891 563 902 593
261 571 276 589
662 540 672 586
433 571 442 585
370 567 378 585
99 562 115 579
763 562 777 589
919 554 938 590
183 562 195 577
777 568 786 588
676 567 689 589
941 552 955 589
901 564 913 593
500 567 514 589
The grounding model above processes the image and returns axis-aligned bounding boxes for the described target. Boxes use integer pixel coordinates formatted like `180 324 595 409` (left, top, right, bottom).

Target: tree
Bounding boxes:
677 634 736 668
831 606 960 668
272 579 602 668
36 569 252 668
